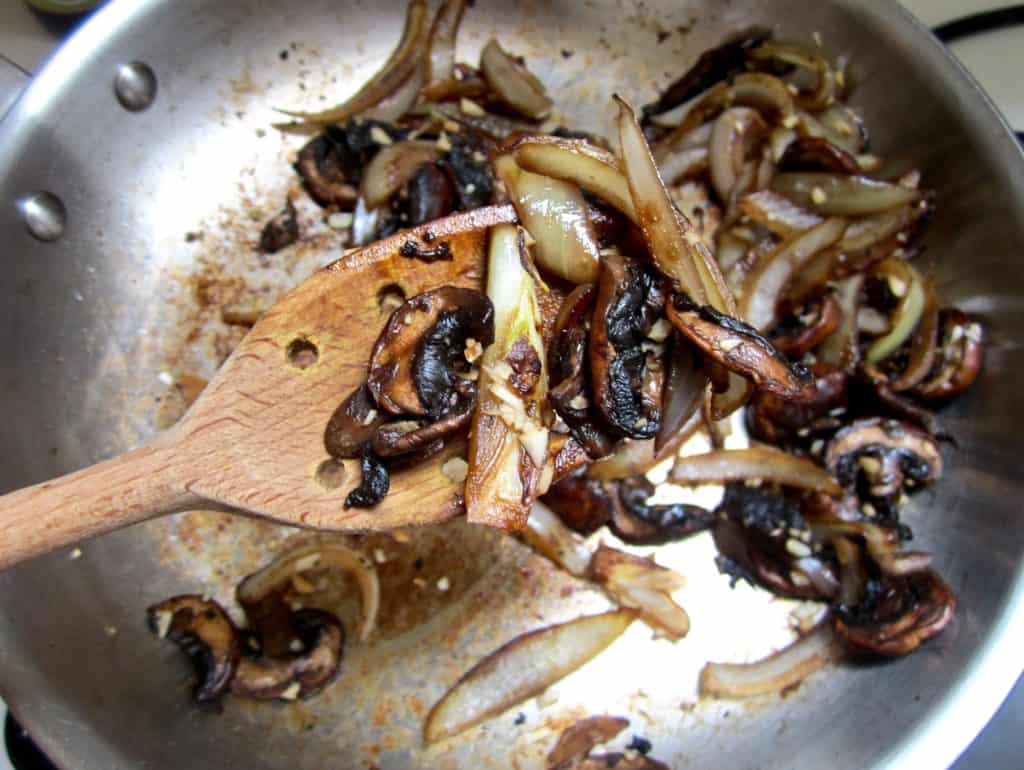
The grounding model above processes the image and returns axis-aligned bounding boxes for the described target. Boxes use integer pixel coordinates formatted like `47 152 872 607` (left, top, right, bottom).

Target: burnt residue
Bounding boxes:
399 239 453 263
259 199 299 253
344 446 390 509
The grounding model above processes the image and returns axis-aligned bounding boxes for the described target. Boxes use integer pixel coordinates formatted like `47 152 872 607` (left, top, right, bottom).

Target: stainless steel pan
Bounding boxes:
1 1 1023 768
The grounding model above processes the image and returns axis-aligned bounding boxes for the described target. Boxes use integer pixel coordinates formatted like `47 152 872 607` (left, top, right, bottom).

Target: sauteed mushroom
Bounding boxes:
590 254 666 439
746 362 848 445
371 395 474 457
295 133 360 208
913 310 984 400
407 162 457 225
367 287 494 418
259 199 299 253
826 418 942 501
147 595 241 702
345 445 390 509
611 476 715 545
541 468 613 535
231 610 344 700
768 293 842 358
324 384 386 459
778 136 861 175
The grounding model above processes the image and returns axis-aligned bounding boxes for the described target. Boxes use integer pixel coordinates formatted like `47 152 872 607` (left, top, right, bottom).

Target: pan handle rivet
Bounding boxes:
114 61 157 111
18 192 66 242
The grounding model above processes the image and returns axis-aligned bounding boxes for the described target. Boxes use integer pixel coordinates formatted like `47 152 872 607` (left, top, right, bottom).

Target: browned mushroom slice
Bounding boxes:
367 287 494 418
324 384 386 460
407 162 457 225
147 595 242 703
259 199 299 253
746 362 848 445
371 395 474 458
641 27 771 120
913 310 983 400
345 445 390 509
547 715 630 770
713 485 838 601
667 295 811 399
591 253 667 439
549 283 615 458
825 418 942 500
611 476 715 545
778 137 861 175
541 468 614 535
231 610 344 700
834 570 955 657
567 754 671 770
295 133 359 208
768 293 842 359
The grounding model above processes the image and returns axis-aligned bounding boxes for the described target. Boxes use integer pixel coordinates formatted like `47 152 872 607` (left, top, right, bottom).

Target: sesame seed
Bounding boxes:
862 502 877 516
810 186 828 205
327 211 353 230
289 638 304 653
369 125 393 145
719 337 742 353
965 323 983 343
460 97 485 116
782 114 799 129
437 576 451 592
69 547 82 560
887 275 908 298
374 548 388 564
154 611 173 639
464 183 477 194
361 408 379 427
441 457 469 483
280 682 301 701
568 395 589 410
435 132 452 152
786 538 812 558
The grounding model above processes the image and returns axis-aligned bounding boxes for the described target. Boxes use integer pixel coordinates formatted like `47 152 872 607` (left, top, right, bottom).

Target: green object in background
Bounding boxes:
26 0 103 14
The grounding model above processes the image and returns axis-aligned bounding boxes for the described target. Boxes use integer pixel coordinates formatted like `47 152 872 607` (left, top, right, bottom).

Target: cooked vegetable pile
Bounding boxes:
150 1 983 755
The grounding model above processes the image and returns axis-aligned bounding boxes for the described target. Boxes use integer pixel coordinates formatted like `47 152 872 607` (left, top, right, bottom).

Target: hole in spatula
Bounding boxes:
315 458 347 489
286 338 319 369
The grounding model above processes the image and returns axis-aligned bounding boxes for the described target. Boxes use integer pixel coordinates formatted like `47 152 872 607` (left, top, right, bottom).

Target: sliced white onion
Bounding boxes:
425 0 466 84
359 140 440 208
818 274 864 369
494 155 601 283
866 258 925 362
524 502 591 577
772 173 920 216
658 146 709 186
699 621 839 698
740 216 847 330
480 38 552 119
671 447 842 495
709 107 768 202
738 190 823 239
424 609 635 742
279 0 428 123
236 542 380 642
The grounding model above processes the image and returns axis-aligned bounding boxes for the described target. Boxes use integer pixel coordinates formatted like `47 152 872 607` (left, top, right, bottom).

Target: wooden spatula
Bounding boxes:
0 205 518 570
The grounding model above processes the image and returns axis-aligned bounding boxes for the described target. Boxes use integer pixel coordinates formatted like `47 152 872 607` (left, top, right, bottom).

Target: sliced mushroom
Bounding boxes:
324 384 386 459
565 754 670 770
371 394 474 457
834 570 955 657
547 715 630 770
768 293 842 359
295 133 360 208
746 362 848 445
713 485 836 600
344 445 390 509
590 253 666 439
611 476 715 545
367 287 494 418
448 131 495 210
540 468 613 535
231 609 344 700
259 199 299 253
407 162 457 225
549 283 615 458
667 295 811 399
825 418 942 500
778 136 861 175
147 595 242 702
913 310 983 400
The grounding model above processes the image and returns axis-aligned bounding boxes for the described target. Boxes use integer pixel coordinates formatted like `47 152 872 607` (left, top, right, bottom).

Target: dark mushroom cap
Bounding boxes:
835 570 955 657
259 199 299 254
747 362 848 445
769 293 842 359
367 287 494 418
407 162 457 226
147 595 242 702
295 134 359 208
231 609 345 700
344 445 390 509
826 418 942 500
540 468 613 535
668 295 811 399
610 476 715 545
324 384 386 460
371 394 474 457
913 310 983 400
590 254 666 439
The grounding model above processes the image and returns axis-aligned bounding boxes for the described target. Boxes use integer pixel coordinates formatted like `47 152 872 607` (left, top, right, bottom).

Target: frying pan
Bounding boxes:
1 1 1023 768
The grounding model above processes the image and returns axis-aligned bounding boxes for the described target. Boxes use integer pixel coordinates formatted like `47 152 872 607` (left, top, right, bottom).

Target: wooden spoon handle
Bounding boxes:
0 434 203 570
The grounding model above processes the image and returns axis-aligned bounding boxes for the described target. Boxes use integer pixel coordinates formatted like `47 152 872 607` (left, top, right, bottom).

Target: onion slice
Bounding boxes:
865 258 925 363
278 0 428 124
360 140 441 209
424 609 635 743
772 173 920 216
890 279 939 391
740 217 847 331
738 190 823 238
671 447 842 495
616 96 734 314
480 38 552 120
749 41 836 112
817 274 864 370
699 621 839 698
494 155 601 283
236 542 380 642
425 0 466 84
709 107 768 202
511 137 638 222
523 501 592 578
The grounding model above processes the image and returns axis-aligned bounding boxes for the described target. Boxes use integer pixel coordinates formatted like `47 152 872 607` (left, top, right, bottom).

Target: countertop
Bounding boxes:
0 1 1021 769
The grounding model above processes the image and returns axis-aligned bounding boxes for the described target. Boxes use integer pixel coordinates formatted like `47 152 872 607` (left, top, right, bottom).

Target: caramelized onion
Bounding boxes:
700 621 838 698
424 610 635 743
425 0 466 84
738 190 823 238
709 107 769 202
749 41 836 112
279 0 428 123
890 279 939 391
360 141 441 208
817 274 864 370
671 447 842 495
771 173 920 216
494 155 601 283
480 38 552 120
865 258 925 363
